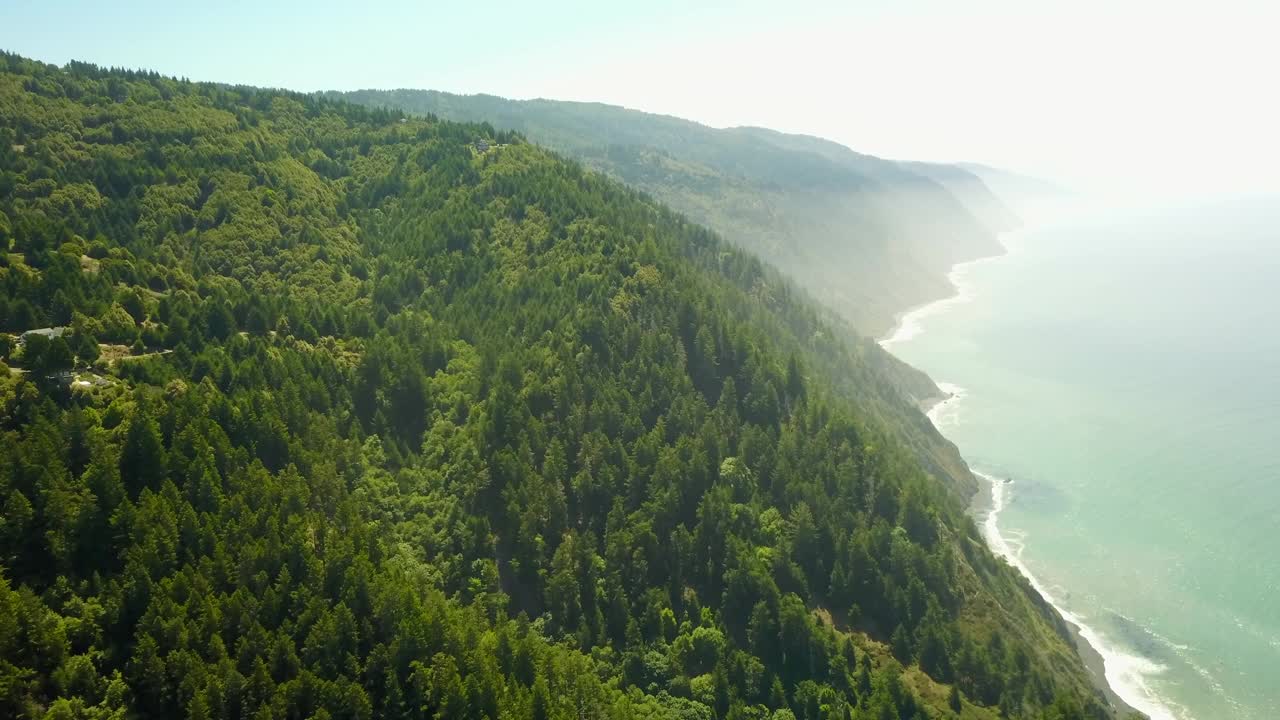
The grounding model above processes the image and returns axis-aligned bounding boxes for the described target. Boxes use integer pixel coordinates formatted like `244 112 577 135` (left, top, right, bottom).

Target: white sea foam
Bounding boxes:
882 236 1193 719
926 381 967 429
878 252 1005 349
973 466 1189 720
1109 606 1231 702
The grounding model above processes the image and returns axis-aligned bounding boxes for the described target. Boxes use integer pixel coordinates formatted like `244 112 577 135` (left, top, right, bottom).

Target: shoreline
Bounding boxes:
924 388 1147 720
968 465 1162 720
964 463 1145 719
878 246 1009 350
894 247 1160 720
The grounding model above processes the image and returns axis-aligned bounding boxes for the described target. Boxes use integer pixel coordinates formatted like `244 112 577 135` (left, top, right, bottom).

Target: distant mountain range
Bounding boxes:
330 90 1043 337
957 163 1077 219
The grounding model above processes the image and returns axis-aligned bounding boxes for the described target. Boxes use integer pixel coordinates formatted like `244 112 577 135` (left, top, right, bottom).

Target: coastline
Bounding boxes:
963 461 1144 719
968 465 1162 720
886 246 1155 720
1071 612 1145 718
877 247 1008 350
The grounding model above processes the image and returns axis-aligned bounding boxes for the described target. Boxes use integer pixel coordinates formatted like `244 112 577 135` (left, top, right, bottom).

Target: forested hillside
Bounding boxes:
330 90 1016 338
1 53 1122 719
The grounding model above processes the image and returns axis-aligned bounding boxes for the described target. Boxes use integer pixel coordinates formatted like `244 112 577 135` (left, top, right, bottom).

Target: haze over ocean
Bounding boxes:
885 195 1280 720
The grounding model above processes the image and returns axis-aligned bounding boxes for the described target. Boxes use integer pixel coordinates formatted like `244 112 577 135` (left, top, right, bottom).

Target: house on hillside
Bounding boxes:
18 327 67 346
46 369 75 384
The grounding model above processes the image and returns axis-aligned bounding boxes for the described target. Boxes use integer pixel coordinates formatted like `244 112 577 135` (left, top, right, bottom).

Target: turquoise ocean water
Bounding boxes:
882 195 1280 720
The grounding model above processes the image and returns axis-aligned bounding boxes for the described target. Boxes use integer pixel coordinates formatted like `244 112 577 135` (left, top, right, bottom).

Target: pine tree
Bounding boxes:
119 403 166 496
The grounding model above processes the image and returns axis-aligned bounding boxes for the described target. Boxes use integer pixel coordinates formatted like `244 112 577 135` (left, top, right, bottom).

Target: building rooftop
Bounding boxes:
18 327 68 343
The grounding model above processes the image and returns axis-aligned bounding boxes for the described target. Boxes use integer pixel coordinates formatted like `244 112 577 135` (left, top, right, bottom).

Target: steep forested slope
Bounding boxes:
1 53 1117 720
330 90 1016 338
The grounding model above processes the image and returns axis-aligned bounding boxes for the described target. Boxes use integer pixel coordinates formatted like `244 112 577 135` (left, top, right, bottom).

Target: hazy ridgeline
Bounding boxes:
331 90 1018 338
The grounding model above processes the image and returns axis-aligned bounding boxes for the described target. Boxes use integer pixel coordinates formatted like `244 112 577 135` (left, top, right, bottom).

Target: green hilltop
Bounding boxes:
1 53 1128 720
330 90 1018 338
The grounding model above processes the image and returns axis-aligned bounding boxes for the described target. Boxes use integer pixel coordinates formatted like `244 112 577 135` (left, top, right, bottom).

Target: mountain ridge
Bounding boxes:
329 89 1018 340
0 52 1125 720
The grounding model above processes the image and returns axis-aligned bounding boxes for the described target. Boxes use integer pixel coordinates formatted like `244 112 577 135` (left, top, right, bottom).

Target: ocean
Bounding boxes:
881 194 1280 720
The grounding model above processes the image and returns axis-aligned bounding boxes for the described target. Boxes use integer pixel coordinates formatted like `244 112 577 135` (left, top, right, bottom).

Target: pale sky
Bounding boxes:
4 0 1277 196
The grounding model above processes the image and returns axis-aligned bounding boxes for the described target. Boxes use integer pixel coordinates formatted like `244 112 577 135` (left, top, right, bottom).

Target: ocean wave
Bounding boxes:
974 466 1191 720
878 253 1003 349
927 377 1190 719
926 382 967 429
886 234 1199 720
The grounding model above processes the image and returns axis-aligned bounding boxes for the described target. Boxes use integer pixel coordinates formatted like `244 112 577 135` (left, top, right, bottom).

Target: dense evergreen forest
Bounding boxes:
329 90 1016 338
1 53 1130 720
